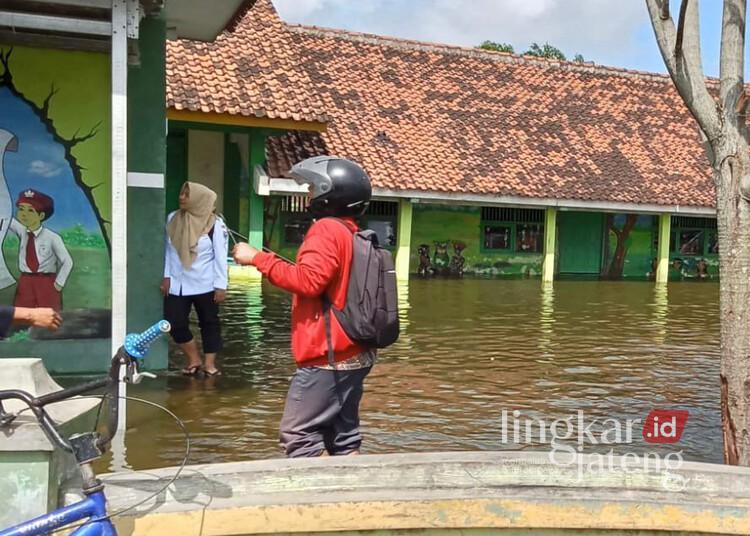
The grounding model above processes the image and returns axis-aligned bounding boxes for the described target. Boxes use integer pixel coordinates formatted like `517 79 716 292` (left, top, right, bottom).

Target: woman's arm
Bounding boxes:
213 218 229 291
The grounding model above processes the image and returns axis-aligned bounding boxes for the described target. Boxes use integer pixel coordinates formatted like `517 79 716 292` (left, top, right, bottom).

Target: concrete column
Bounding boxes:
232 133 265 281
656 213 671 284
247 133 265 250
127 13 167 370
395 199 413 281
542 207 557 283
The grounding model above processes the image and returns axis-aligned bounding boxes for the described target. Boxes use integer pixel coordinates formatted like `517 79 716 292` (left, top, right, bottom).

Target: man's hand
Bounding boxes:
160 277 171 296
232 242 259 265
214 289 226 304
54 283 63 292
15 307 62 331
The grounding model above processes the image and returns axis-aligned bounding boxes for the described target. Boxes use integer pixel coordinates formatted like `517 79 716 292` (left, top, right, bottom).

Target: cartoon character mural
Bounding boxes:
417 244 434 277
449 241 466 277
10 189 73 309
417 241 468 278
1 46 111 340
433 241 451 275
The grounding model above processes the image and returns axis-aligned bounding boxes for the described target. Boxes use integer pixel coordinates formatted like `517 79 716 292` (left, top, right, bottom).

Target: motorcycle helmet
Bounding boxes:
288 156 372 218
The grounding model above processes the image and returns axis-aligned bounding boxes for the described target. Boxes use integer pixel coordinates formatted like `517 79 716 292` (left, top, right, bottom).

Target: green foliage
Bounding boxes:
476 40 586 63
59 224 106 248
478 40 515 53
524 42 566 60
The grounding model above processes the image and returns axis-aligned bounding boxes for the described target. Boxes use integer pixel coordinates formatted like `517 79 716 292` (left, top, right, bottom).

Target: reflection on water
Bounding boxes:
92 279 721 471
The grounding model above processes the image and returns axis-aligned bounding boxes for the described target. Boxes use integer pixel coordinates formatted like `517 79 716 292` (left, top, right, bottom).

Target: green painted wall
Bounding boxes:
557 211 604 275
410 204 542 277
127 14 168 370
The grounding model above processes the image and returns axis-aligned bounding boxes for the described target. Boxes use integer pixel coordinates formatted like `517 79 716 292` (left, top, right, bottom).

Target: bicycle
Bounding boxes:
0 320 177 536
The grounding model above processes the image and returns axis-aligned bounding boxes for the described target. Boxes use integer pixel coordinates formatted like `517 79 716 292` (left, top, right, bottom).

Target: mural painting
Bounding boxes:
416 241 467 278
410 205 543 278
599 214 656 279
668 256 718 280
0 46 111 342
602 213 638 279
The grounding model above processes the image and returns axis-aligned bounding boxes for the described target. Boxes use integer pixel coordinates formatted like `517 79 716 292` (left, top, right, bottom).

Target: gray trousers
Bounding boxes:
279 366 372 457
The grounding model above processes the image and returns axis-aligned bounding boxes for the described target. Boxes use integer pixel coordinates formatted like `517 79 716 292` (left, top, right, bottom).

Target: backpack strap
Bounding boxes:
321 294 336 367
319 217 354 369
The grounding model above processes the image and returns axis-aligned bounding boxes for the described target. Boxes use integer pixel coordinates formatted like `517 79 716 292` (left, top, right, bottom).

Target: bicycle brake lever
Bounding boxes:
0 401 17 427
131 371 157 384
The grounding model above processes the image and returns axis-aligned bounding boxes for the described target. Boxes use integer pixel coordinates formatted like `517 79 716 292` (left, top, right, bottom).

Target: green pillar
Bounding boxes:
395 199 413 280
126 13 167 369
542 207 557 283
656 213 671 284
247 133 265 250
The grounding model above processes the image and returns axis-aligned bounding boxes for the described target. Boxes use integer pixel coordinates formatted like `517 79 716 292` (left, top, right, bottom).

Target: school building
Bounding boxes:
0 0 718 373
166 0 717 291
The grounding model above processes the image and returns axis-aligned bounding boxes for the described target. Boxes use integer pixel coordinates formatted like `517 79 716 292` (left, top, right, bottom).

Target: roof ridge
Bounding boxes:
287 23 681 83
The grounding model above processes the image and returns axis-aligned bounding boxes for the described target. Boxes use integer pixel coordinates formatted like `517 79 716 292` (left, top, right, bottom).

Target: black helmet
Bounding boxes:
288 156 372 218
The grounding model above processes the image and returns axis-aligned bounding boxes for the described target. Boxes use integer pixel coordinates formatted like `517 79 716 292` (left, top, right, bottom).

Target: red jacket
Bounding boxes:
251 217 366 367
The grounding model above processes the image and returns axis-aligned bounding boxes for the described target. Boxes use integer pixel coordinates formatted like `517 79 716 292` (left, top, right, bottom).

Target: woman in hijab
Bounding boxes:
161 182 228 376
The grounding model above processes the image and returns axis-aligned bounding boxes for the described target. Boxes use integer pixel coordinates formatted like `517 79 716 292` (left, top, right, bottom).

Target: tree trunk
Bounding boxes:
715 132 750 465
606 214 638 279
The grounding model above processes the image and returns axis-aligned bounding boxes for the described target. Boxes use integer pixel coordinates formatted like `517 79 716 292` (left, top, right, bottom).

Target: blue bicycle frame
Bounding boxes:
0 320 170 536
0 491 114 536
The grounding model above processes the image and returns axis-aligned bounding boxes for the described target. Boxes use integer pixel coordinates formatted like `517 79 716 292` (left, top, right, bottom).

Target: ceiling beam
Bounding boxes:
27 0 111 8
0 11 111 36
0 29 108 51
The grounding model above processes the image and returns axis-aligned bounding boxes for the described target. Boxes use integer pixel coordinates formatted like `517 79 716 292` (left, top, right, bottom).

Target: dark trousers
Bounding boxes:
164 291 222 354
279 366 371 457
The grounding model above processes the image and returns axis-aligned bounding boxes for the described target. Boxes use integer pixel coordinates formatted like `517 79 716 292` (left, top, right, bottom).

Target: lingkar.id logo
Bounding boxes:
500 408 690 490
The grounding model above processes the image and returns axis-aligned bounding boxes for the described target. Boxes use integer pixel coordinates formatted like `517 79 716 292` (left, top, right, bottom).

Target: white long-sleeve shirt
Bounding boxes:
9 219 73 288
163 212 228 296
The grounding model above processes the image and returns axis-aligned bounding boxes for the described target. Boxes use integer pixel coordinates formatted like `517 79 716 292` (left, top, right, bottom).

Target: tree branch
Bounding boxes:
720 0 747 134
64 122 101 149
41 84 58 118
646 0 721 144
675 0 690 57
660 0 670 20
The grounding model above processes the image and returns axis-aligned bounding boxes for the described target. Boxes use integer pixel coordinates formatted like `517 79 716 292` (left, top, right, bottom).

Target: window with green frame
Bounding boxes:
670 216 718 256
361 200 398 248
481 207 545 253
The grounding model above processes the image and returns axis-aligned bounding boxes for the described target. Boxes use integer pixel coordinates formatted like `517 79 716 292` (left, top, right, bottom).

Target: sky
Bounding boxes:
273 0 745 78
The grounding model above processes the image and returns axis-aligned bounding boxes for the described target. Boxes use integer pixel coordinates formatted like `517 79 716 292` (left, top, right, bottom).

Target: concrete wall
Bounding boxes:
89 451 750 535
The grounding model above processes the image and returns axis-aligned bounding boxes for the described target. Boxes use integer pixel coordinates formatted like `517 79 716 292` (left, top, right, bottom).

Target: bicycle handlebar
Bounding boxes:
0 320 171 454
124 320 171 360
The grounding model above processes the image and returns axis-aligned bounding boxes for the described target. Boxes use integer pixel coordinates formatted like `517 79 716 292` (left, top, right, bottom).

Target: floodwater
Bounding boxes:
93 279 722 471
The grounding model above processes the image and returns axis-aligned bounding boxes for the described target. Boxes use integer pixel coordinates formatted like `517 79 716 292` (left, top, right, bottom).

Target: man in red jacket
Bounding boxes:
233 156 374 457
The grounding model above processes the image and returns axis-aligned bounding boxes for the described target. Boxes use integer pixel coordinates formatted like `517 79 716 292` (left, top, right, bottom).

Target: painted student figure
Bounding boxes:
162 182 228 377
10 189 73 311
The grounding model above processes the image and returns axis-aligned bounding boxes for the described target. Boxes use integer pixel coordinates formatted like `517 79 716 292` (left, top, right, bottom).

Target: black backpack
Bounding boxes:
323 218 400 365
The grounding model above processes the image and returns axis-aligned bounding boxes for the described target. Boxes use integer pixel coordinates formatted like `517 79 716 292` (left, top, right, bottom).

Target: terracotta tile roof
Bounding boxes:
168 0 715 208
166 0 326 122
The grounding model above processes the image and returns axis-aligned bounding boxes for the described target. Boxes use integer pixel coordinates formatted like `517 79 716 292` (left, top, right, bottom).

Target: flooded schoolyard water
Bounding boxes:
94 279 721 471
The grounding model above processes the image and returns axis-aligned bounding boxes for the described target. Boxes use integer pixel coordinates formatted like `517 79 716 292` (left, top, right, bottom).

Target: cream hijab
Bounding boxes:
167 182 217 269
